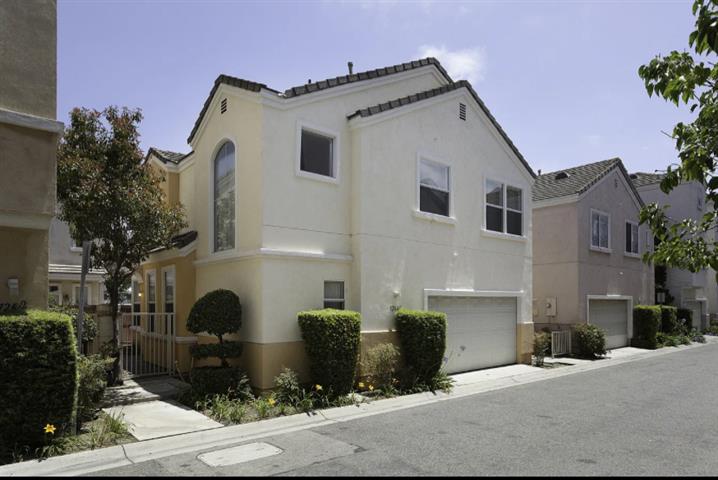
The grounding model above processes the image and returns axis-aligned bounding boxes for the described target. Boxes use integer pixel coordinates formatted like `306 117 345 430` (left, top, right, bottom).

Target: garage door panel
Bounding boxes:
589 299 628 349
428 296 517 374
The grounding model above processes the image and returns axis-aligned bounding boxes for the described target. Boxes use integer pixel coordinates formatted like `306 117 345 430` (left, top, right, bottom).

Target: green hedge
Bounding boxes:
632 305 661 349
573 324 606 358
298 309 361 396
659 305 680 334
0 310 78 458
190 366 251 398
190 341 243 360
395 309 447 384
677 308 693 331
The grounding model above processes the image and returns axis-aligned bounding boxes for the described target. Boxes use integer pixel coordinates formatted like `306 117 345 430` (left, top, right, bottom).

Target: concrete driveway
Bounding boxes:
90 342 718 476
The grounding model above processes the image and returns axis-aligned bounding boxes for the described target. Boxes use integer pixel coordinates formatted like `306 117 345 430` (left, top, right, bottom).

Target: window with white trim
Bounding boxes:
146 271 156 332
49 284 61 306
591 210 610 249
485 180 523 235
419 159 450 217
72 284 89 306
300 129 335 178
323 281 345 310
163 268 175 335
213 141 235 253
132 280 141 326
625 221 639 254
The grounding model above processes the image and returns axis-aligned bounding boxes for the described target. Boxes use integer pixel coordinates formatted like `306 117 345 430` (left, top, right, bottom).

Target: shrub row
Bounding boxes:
0 310 78 459
632 305 661 349
573 324 607 358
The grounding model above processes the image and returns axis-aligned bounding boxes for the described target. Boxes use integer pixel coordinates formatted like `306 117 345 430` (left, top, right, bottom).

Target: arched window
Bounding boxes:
213 141 235 252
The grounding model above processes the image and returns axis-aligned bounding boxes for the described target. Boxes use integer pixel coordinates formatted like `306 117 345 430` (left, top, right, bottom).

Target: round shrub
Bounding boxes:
573 324 607 358
298 309 361 396
77 354 111 421
187 289 242 338
533 332 551 366
362 342 400 390
395 309 446 385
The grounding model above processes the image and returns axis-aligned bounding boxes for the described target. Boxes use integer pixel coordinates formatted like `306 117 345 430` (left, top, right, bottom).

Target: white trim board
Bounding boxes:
0 107 64 134
194 247 353 267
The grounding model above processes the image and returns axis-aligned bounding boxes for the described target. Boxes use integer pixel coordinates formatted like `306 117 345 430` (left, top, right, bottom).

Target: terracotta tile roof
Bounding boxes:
348 80 535 178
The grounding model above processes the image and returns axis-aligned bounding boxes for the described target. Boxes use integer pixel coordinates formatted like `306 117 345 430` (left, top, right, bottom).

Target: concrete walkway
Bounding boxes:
3 337 717 476
102 376 190 407
104 400 222 441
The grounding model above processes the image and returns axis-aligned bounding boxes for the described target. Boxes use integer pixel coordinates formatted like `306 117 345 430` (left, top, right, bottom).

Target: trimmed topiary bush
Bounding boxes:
659 305 680 334
395 309 447 385
298 309 361 396
187 289 243 396
632 305 661 349
0 310 78 460
573 323 607 358
190 366 251 399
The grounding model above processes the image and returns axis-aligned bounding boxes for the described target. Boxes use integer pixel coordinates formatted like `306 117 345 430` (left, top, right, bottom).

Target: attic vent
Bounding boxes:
629 174 638 179
459 103 467 121
555 171 570 180
220 98 227 114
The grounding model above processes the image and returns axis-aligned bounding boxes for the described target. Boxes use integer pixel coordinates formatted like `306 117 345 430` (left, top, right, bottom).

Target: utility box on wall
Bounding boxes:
545 297 557 317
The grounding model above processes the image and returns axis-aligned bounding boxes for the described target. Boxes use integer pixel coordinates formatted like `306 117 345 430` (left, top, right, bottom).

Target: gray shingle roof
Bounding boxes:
348 80 535 178
149 230 198 254
187 58 451 144
533 158 643 207
284 58 452 98
147 147 192 165
629 171 665 188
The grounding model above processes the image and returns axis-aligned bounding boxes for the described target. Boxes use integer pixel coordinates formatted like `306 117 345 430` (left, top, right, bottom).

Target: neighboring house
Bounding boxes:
135 58 536 388
533 158 654 349
47 215 107 307
0 0 62 308
631 172 712 329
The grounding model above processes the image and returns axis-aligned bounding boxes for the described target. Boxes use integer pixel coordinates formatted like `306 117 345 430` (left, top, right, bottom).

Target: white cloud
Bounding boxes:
417 45 487 84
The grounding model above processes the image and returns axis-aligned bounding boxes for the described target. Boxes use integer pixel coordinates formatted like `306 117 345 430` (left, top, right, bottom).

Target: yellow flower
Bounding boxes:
358 382 365 389
315 384 323 391
43 424 56 435
368 385 374 392
268 398 276 406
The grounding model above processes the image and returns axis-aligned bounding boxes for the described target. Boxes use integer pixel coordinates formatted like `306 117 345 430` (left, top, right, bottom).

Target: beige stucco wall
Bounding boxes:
49 279 103 306
533 168 653 330
0 0 56 119
0 227 48 307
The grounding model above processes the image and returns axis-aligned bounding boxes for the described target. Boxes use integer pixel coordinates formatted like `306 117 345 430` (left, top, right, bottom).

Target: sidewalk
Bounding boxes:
2 338 716 477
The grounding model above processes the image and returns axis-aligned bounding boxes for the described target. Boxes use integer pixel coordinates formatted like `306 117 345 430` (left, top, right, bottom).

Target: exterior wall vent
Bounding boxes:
459 103 467 121
555 171 569 180
220 98 227 114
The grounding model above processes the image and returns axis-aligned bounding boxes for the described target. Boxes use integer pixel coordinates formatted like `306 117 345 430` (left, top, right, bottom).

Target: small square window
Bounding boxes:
419 159 450 216
300 130 334 178
324 281 345 310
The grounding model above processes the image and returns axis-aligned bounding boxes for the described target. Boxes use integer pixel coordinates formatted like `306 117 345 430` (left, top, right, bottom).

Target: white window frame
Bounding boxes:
295 121 340 184
624 220 640 257
415 154 454 221
49 283 62 306
146 270 157 332
72 284 90 306
590 208 611 253
161 265 176 335
209 138 237 255
323 280 346 310
70 237 82 253
482 177 525 239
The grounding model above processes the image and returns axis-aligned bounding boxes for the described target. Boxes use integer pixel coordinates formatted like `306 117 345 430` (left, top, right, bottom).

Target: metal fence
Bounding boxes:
551 330 571 357
120 312 175 377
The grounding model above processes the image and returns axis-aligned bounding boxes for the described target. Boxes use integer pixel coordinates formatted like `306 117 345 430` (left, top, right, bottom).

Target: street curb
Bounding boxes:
2 339 715 476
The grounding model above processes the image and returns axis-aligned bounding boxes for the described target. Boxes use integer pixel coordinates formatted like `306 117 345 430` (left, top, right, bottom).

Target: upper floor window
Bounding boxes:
213 141 235 252
324 281 345 310
485 180 523 236
625 221 639 255
591 210 610 250
300 129 335 178
419 158 450 217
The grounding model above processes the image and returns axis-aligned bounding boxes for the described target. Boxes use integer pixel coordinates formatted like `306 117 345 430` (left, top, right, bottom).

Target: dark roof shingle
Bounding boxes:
147 147 192 165
149 230 198 254
533 158 643 206
629 172 666 188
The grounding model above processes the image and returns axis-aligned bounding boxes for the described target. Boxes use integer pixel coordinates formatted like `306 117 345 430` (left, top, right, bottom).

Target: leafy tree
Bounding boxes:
57 107 185 382
638 0 718 275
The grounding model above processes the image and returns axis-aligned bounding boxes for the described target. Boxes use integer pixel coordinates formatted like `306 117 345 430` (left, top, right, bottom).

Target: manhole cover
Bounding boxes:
198 442 283 467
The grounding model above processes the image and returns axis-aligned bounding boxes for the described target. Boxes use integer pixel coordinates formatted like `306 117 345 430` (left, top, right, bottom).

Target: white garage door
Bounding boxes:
427 296 517 374
588 299 628 349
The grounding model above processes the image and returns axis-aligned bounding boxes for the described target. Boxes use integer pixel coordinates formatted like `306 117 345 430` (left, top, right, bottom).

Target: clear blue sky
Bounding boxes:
58 0 695 174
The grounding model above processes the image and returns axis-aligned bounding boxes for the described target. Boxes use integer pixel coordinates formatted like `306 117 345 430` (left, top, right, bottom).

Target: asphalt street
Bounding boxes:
93 343 718 476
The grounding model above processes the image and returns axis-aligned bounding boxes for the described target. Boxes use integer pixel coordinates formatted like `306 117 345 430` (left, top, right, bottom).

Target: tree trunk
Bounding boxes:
110 278 122 385
76 241 92 355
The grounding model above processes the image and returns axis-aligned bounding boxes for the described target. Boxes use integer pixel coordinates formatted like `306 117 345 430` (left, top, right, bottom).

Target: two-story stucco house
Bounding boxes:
631 172 712 329
134 58 536 388
533 158 654 349
0 0 62 308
